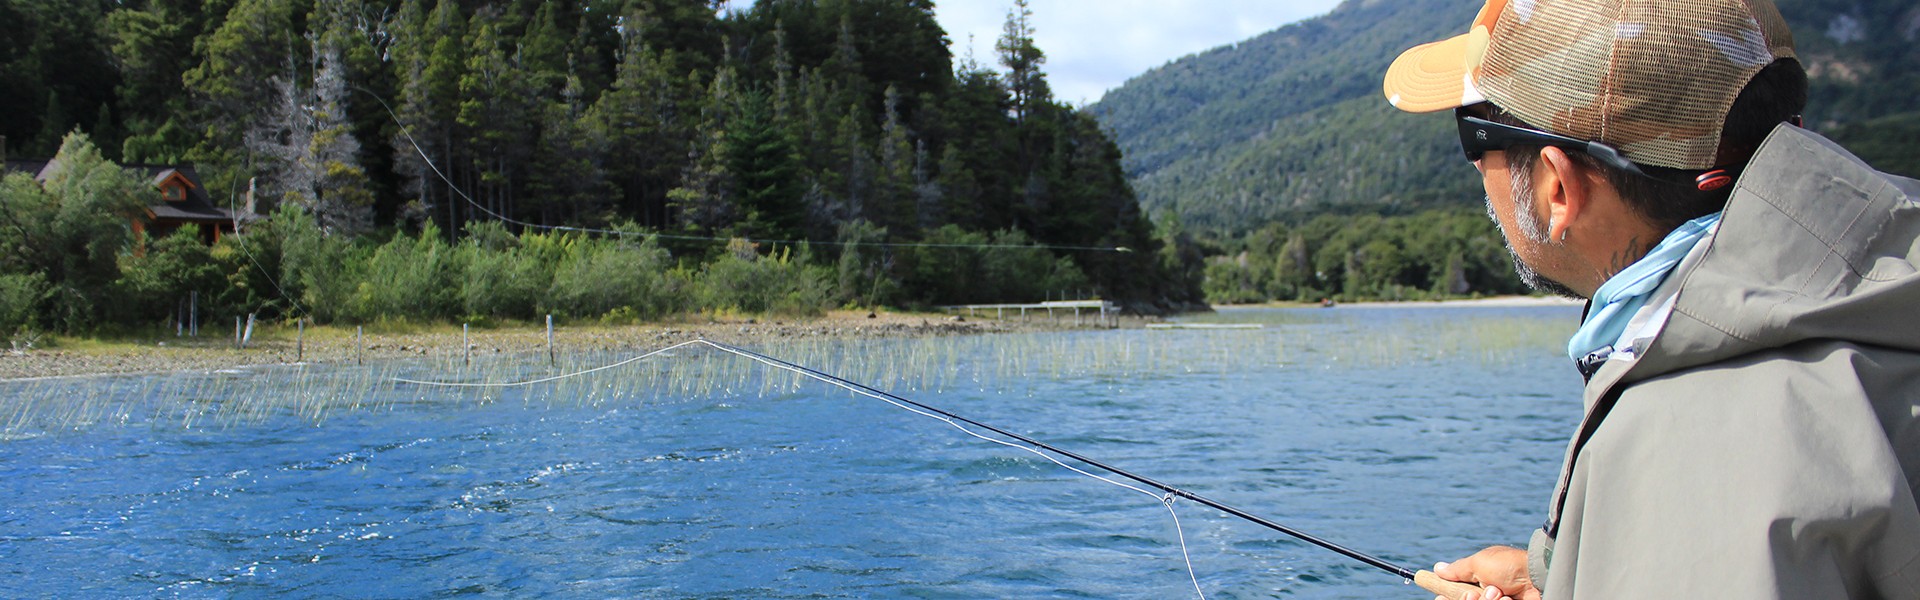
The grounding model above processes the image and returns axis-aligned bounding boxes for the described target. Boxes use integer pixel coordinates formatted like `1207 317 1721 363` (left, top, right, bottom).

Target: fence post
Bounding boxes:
463 323 471 367
242 313 255 348
356 326 364 365
546 315 555 367
190 291 198 337
297 319 305 362
235 316 242 348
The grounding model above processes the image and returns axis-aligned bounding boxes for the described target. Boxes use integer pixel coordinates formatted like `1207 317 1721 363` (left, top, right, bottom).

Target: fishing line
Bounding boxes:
398 338 1207 597
356 86 1132 254
394 338 1430 595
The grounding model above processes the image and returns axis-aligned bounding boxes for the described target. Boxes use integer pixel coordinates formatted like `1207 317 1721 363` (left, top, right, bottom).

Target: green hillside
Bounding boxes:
1095 0 1920 234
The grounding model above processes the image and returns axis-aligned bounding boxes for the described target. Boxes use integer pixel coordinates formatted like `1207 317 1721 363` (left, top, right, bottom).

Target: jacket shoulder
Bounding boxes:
1549 344 1920 598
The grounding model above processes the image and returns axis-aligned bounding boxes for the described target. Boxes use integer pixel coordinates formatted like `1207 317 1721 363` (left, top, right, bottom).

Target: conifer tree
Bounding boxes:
996 0 1050 127
669 65 740 234
593 18 701 227
390 0 467 232
872 85 917 236
726 89 805 244
457 13 541 226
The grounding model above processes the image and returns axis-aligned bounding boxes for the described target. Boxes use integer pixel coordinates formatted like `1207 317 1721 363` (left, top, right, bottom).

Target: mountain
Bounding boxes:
1093 0 1920 234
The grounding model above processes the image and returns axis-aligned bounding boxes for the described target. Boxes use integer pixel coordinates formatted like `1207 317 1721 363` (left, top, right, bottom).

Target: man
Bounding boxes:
1380 0 1920 598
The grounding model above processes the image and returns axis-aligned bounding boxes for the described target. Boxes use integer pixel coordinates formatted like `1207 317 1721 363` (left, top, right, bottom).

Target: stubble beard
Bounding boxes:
1489 168 1584 299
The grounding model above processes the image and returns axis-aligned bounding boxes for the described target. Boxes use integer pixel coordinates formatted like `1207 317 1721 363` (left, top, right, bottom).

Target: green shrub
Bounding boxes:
546 235 684 320
0 133 150 332
349 223 460 321
0 272 48 339
116 225 227 323
694 240 833 316
458 222 547 320
277 206 362 323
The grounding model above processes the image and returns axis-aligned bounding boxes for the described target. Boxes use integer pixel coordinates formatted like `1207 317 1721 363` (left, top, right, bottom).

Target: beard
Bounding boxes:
1486 175 1584 299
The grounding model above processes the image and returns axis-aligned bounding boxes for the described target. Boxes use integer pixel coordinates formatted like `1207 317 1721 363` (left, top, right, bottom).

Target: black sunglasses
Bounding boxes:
1454 107 1650 178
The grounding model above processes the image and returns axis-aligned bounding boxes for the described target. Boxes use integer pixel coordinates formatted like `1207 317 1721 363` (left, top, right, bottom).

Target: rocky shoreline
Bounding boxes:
0 311 1105 381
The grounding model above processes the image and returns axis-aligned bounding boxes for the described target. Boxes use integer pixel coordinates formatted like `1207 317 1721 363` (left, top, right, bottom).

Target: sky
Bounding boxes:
723 1 1348 105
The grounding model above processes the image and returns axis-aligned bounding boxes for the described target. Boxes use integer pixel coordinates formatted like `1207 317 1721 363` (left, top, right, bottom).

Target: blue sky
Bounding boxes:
724 1 1347 105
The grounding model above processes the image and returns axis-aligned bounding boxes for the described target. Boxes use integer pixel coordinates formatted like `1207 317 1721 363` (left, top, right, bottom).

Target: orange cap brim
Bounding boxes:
1383 26 1491 114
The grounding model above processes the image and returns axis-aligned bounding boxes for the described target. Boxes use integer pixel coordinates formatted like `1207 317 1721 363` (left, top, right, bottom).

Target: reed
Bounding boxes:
0 309 1570 436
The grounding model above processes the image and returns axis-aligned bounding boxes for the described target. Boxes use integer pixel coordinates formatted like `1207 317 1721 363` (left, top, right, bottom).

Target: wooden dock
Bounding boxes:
942 300 1117 327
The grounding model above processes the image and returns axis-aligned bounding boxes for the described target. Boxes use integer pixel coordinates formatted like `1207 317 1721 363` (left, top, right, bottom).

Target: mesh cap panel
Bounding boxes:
1478 0 1794 169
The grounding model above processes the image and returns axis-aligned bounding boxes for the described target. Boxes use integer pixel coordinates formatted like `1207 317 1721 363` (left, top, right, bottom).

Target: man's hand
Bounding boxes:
1432 546 1541 600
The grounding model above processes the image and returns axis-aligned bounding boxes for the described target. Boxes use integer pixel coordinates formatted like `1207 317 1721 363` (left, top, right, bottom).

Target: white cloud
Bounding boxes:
726 1 1345 105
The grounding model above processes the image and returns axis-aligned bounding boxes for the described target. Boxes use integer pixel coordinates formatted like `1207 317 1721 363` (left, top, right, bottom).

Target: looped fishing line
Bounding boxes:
396 338 1210 599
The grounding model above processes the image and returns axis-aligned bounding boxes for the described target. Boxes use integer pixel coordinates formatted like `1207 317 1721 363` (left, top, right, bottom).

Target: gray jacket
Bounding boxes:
1529 126 1920 598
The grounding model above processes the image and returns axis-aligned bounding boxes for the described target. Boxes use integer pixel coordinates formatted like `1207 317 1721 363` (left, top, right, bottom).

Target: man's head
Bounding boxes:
1382 0 1806 297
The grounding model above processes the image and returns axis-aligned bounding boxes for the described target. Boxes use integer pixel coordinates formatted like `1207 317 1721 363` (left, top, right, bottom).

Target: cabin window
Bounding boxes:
163 183 185 202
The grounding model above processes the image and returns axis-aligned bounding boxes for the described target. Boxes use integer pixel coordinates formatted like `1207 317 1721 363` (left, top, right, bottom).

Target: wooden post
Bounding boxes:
241 313 255 348
463 323 471 367
190 291 198 337
546 315 555 366
297 319 305 362
356 326 364 365
235 316 242 348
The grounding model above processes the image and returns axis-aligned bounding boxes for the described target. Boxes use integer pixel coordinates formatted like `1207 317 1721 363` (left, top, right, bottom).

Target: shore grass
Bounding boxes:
0 310 1109 381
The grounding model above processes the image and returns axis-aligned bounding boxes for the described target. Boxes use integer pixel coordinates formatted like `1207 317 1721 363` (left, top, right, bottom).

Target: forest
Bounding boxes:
0 0 1212 339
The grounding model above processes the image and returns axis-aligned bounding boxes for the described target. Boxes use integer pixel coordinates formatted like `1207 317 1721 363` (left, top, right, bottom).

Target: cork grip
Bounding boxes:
1414 570 1487 600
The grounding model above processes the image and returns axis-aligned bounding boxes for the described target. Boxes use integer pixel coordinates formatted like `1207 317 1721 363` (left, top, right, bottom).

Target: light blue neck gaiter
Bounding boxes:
1566 212 1723 362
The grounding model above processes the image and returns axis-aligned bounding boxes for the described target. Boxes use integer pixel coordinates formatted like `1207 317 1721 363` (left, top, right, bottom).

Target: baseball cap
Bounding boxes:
1382 0 1796 170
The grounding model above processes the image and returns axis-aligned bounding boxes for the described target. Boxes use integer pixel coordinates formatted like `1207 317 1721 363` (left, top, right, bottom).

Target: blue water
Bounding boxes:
0 305 1584 598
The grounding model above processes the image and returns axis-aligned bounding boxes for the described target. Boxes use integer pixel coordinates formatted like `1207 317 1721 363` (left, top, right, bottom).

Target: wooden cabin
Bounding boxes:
130 165 247 246
1 136 252 250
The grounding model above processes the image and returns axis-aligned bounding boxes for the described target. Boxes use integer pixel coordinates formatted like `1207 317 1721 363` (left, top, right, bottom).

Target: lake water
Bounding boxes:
0 304 1585 598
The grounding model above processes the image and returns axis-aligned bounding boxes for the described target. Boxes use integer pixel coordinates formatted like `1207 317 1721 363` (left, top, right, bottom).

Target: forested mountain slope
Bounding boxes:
1094 0 1920 234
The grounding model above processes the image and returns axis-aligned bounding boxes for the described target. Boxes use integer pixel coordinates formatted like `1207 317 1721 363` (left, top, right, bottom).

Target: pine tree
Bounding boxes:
996 0 1050 127
391 0 467 233
526 64 611 227
186 0 305 143
726 89 804 243
592 18 701 227
871 85 917 236
457 13 541 228
668 66 740 234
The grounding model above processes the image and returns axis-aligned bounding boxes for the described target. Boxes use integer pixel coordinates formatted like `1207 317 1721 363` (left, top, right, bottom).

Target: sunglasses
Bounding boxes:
1454 107 1649 178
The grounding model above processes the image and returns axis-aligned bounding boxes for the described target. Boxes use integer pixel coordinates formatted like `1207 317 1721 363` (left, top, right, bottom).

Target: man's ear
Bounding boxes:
1535 146 1588 242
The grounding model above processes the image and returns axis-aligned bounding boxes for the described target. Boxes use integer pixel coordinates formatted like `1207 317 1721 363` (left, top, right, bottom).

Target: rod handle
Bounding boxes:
1415 570 1489 600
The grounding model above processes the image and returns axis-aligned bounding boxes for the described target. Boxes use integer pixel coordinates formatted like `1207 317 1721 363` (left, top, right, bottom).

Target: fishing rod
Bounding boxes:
396 338 1482 599
692 340 1481 599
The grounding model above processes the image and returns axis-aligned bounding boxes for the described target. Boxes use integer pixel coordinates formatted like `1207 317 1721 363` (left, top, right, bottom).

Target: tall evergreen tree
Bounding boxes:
726 89 804 243
668 66 740 233
457 12 541 227
871 85 917 236
592 18 701 227
390 0 467 233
